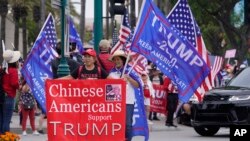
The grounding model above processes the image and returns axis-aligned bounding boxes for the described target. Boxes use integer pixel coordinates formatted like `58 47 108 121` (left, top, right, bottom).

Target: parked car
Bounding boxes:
191 67 250 136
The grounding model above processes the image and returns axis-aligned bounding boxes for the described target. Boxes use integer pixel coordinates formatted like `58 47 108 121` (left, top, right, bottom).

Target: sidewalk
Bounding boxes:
10 112 47 141
10 113 175 141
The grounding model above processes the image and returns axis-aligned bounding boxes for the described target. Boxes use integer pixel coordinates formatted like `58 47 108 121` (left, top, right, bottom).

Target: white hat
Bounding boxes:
99 39 110 51
109 50 128 61
3 50 21 63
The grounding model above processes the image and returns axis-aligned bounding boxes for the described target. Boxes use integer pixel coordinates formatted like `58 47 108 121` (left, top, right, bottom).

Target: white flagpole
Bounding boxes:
2 40 5 52
121 51 131 78
2 40 7 68
127 54 141 75
11 43 15 50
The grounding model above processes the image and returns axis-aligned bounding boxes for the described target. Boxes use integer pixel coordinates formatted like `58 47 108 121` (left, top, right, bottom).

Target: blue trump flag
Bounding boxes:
69 17 84 54
130 0 210 103
21 33 57 113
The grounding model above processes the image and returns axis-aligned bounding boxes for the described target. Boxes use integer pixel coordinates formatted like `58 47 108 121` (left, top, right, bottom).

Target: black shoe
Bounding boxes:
38 130 44 134
152 117 160 121
165 123 177 128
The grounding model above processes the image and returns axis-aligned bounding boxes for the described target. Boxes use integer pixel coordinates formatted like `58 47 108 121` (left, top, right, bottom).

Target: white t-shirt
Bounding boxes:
109 72 135 104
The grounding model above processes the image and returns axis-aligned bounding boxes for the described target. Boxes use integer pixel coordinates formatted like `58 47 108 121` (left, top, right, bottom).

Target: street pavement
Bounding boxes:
9 113 225 141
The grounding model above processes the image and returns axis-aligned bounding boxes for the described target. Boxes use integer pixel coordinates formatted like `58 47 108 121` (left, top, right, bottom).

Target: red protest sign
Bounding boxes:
45 79 126 141
150 84 167 114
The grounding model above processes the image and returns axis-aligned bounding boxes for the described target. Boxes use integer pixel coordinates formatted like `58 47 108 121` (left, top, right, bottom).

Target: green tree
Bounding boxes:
165 0 249 64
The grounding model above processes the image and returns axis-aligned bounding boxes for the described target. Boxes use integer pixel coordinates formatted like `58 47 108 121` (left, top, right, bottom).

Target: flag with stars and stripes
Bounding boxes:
130 0 210 104
167 0 212 101
37 13 57 49
110 9 131 55
112 21 119 47
209 55 224 87
21 13 58 113
21 32 58 113
126 30 148 75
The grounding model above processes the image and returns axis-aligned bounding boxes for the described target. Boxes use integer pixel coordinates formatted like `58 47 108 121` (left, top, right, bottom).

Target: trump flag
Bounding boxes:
21 32 57 113
130 0 210 103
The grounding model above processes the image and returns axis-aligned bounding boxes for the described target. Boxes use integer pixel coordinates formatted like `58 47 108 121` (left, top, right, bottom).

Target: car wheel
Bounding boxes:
193 126 220 136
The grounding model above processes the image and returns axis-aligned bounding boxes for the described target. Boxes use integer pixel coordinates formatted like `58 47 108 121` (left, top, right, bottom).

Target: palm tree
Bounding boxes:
0 0 8 62
11 0 34 57
130 0 136 28
80 0 86 43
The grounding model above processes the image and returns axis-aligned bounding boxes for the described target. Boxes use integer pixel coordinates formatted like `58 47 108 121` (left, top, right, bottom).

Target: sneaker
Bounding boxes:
147 119 154 125
33 130 40 135
38 130 45 134
165 123 178 128
22 131 27 136
152 117 160 121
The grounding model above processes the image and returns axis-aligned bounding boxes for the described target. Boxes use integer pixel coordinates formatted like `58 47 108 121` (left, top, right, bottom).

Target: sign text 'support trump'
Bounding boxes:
46 79 126 141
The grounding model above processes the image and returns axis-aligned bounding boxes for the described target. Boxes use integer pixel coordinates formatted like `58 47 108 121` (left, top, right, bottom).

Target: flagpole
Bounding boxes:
57 0 70 77
121 51 131 78
1 40 7 68
127 54 141 75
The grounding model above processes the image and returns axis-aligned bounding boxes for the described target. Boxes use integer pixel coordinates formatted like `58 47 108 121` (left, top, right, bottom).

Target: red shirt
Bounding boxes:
98 53 114 72
2 68 19 98
163 77 178 94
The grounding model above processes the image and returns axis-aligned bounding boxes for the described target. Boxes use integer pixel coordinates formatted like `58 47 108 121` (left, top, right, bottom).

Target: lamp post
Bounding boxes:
94 0 103 54
57 0 70 77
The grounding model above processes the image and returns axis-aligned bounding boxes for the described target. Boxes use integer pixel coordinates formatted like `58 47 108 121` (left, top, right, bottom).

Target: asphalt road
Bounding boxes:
10 114 229 141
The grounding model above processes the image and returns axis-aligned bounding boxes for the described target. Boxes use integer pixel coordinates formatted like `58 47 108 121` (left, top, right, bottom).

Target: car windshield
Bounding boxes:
228 67 250 88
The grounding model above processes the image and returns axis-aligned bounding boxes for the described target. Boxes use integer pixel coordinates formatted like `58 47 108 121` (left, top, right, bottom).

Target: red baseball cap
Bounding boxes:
82 49 96 57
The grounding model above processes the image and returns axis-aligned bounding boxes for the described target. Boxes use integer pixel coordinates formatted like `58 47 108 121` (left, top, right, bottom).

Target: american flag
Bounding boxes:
110 8 131 55
38 13 57 48
167 0 212 101
112 21 119 47
209 55 224 87
126 30 148 74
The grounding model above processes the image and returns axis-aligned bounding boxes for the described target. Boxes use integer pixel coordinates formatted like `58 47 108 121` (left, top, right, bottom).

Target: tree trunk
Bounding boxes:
164 0 171 15
0 15 6 62
22 16 27 59
80 0 86 43
0 0 8 62
40 0 46 27
14 21 19 51
105 0 109 39
130 0 136 28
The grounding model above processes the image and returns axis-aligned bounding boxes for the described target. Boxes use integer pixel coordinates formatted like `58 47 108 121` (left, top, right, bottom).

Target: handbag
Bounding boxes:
23 102 35 110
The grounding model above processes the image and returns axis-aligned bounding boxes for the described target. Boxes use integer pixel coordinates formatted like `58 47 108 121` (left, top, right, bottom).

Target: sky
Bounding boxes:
71 0 104 18
71 0 139 18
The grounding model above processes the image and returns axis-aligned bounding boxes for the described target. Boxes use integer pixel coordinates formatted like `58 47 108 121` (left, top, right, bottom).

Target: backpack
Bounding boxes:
21 92 35 110
0 68 6 104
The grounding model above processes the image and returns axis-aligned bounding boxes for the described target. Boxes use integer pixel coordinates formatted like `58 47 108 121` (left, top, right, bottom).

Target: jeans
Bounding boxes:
125 104 134 141
0 104 3 134
2 96 14 133
166 93 178 124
